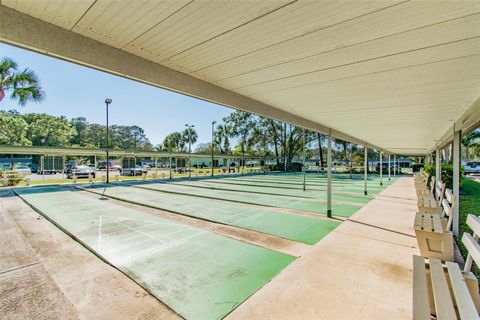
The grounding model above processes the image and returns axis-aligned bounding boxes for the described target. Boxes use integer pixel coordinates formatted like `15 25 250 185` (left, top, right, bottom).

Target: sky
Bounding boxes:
0 43 234 147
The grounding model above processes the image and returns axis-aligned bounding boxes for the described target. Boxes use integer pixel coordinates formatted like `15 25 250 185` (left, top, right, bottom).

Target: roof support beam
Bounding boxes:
0 5 387 152
431 96 480 152
452 128 461 236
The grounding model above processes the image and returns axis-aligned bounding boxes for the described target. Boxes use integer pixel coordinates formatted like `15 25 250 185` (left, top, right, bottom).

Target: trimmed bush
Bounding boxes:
421 163 463 189
412 164 424 173
0 170 23 186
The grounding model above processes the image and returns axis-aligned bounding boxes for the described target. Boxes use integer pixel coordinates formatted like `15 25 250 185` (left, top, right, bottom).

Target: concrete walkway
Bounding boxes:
227 177 419 320
0 190 179 320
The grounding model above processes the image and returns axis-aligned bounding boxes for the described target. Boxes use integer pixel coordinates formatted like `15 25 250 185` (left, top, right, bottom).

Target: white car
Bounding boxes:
464 161 480 174
14 166 32 175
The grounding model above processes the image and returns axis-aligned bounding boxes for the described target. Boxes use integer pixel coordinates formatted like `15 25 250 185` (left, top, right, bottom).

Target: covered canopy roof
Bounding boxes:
1 0 480 155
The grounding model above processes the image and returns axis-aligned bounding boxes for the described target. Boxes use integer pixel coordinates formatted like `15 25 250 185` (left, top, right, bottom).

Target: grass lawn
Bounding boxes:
459 178 480 277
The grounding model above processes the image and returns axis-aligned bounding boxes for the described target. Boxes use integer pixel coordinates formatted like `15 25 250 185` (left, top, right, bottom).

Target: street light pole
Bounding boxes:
211 121 216 177
185 124 194 179
105 98 112 183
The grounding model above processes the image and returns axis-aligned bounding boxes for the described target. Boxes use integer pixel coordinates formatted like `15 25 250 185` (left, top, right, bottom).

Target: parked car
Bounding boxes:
122 165 146 176
464 161 480 174
27 163 39 173
375 163 401 173
66 165 96 179
13 166 32 176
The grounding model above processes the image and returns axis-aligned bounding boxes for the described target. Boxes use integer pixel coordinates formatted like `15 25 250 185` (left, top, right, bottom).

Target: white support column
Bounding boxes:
452 129 461 236
349 142 353 179
41 155 45 181
393 155 397 176
435 148 441 183
364 146 368 195
327 129 332 218
388 154 391 180
397 155 400 175
379 151 383 186
62 155 65 181
302 129 306 192
169 153 173 179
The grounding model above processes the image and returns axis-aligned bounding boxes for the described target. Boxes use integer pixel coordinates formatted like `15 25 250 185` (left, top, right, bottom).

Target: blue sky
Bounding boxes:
0 43 233 147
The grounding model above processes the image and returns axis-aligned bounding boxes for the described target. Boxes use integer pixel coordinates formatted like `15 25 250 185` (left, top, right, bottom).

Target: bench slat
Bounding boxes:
433 215 443 233
423 215 432 231
463 233 480 268
429 258 457 319
442 199 451 218
445 189 453 204
467 215 480 238
413 255 431 320
446 261 479 319
414 213 422 229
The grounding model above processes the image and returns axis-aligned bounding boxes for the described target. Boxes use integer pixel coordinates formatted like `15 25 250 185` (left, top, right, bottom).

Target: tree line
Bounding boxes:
0 110 153 151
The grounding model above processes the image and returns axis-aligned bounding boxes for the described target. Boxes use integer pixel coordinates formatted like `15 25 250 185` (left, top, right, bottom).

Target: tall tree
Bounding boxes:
162 132 186 152
0 57 43 106
23 113 76 146
0 111 31 145
214 124 234 154
462 129 480 160
182 127 198 152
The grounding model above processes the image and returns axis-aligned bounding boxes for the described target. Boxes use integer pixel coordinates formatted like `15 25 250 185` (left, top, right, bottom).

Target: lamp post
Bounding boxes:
185 124 194 179
105 98 112 183
211 121 216 177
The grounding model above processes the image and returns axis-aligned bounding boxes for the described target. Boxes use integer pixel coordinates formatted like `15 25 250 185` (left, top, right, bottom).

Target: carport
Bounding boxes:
1 1 480 318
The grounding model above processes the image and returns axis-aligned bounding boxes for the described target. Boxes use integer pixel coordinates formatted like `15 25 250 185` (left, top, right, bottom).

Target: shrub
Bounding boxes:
421 163 463 189
0 170 23 186
441 164 464 189
290 162 302 172
423 164 435 177
412 164 424 173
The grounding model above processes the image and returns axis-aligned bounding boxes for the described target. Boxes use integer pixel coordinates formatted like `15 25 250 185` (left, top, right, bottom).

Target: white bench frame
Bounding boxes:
418 179 446 214
413 214 480 319
414 189 455 261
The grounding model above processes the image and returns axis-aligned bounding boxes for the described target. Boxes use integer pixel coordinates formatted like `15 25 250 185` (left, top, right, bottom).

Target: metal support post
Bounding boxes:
379 151 383 186
452 129 461 236
327 129 332 217
388 154 391 180
302 129 306 191
364 147 368 195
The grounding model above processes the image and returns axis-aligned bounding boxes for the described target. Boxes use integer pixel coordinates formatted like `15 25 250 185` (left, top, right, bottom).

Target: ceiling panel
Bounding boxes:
2 0 94 29
189 1 480 82
164 1 401 72
2 0 480 155
123 0 292 65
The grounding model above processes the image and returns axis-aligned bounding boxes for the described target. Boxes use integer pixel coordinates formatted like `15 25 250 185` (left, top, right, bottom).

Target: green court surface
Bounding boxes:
130 181 363 217
172 179 373 203
14 186 295 320
82 184 340 245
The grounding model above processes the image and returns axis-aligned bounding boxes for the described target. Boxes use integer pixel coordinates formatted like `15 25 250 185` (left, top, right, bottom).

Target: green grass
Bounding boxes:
459 178 480 277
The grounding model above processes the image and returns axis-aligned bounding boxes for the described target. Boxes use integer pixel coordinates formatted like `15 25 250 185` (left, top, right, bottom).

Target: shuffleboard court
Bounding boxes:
82 184 341 244
128 181 363 217
13 186 295 320
172 180 372 204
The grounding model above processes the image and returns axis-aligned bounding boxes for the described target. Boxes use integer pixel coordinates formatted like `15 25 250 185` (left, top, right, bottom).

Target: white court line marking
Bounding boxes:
98 215 102 251
116 231 207 264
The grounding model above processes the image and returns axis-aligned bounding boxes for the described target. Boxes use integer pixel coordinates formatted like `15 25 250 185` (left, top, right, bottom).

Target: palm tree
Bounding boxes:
162 132 185 152
182 127 198 148
462 129 480 160
0 57 43 106
215 124 234 154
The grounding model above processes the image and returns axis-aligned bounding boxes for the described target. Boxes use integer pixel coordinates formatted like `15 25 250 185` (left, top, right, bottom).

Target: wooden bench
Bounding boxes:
413 214 480 319
418 179 446 214
414 170 429 189
414 189 455 261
